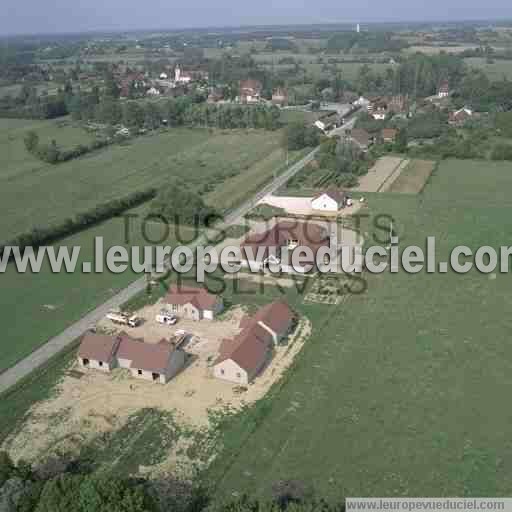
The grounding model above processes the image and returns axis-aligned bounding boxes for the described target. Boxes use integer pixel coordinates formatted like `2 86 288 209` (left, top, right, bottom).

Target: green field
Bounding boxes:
258 57 392 81
206 159 512 499
0 210 196 373
0 122 281 242
464 57 512 81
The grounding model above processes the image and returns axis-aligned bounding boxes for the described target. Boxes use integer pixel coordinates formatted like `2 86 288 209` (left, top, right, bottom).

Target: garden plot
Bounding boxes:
355 156 408 193
387 159 436 194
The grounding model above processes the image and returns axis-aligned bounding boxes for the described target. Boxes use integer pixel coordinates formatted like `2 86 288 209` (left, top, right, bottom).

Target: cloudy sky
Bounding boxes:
1 0 510 35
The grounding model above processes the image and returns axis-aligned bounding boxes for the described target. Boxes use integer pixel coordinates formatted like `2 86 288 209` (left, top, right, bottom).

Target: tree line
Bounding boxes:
23 130 116 164
0 189 156 258
0 451 345 512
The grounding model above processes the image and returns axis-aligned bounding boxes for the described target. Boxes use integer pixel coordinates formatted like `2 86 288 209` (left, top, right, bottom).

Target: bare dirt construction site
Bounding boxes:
355 156 410 193
3 303 311 479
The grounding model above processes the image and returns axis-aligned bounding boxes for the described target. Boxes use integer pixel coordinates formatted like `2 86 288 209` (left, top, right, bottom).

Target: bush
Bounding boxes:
491 143 512 161
151 181 218 227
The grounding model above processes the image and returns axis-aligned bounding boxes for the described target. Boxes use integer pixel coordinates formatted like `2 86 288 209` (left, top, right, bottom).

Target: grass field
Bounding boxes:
259 59 392 81
0 122 281 242
0 209 196 373
464 57 512 81
5 157 512 497
205 158 512 499
205 147 307 211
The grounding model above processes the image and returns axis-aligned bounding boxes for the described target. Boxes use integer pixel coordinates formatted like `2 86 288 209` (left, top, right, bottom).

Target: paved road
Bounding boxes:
0 115 357 394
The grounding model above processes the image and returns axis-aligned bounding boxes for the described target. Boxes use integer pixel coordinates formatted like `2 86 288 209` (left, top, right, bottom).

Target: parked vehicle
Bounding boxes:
156 310 178 325
106 311 140 328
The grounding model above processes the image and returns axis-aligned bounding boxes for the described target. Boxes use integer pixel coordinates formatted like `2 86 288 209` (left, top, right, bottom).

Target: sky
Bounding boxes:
2 0 511 35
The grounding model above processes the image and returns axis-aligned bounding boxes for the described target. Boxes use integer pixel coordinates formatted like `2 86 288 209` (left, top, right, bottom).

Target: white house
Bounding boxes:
353 96 370 108
438 80 450 98
159 72 168 79
147 87 161 96
175 66 191 84
311 189 347 212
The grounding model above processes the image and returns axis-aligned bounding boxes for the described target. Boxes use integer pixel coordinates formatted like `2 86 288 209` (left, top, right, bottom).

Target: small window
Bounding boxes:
220 369 225 375
82 358 89 366
138 369 142 375
236 372 241 378
99 361 103 367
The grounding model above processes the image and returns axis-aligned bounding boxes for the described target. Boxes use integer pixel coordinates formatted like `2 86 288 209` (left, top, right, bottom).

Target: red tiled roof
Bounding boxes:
240 79 262 92
215 322 272 374
116 334 173 373
78 333 120 363
240 300 294 336
381 128 398 140
243 221 328 249
165 285 220 311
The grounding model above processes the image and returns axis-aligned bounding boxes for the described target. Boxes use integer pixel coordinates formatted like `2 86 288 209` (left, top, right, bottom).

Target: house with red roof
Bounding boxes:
448 107 473 126
77 332 186 384
213 301 295 384
78 333 120 372
239 79 263 104
115 333 185 384
438 80 450 98
165 285 224 320
311 189 347 212
240 221 331 273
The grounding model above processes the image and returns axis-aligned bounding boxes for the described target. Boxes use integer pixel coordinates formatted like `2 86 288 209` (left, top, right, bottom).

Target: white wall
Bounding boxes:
311 195 339 212
213 359 249 385
78 357 112 372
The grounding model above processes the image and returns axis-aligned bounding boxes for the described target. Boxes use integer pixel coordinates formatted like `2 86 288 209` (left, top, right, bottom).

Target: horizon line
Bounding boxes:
1 16 511 39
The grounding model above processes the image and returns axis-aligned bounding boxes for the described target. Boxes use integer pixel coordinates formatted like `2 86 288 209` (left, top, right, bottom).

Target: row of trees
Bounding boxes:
282 122 321 151
0 451 346 512
0 188 156 255
72 94 282 132
24 130 116 164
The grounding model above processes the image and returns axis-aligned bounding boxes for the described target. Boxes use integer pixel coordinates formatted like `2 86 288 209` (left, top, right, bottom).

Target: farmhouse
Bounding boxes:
438 80 450 98
115 333 186 384
77 333 119 372
165 285 224 320
240 220 331 272
381 128 398 143
448 107 473 126
213 301 295 384
174 66 192 84
311 189 347 212
239 79 262 103
77 332 186 384
240 300 295 345
368 97 388 120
